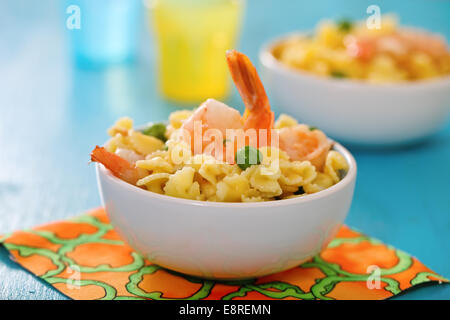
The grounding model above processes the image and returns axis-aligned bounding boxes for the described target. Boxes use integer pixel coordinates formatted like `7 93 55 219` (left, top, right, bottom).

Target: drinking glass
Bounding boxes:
66 0 141 67
150 0 245 103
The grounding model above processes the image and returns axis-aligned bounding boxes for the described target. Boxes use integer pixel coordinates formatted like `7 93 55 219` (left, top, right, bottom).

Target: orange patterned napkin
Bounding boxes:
0 208 447 300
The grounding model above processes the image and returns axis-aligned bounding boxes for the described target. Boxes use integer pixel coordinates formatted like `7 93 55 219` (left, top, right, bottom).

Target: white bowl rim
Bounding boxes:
259 31 450 89
96 141 357 209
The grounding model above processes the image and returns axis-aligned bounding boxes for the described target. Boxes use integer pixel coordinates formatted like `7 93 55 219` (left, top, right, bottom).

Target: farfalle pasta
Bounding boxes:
324 150 349 184
91 50 349 203
94 111 348 202
163 167 201 200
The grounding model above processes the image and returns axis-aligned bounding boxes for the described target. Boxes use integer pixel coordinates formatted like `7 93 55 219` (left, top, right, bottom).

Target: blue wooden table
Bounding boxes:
0 0 449 300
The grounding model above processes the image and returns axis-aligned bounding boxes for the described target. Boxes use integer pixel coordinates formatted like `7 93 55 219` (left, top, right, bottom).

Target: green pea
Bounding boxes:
294 186 305 195
142 122 167 142
235 146 262 170
337 19 353 32
309 126 319 131
338 169 347 180
330 70 347 79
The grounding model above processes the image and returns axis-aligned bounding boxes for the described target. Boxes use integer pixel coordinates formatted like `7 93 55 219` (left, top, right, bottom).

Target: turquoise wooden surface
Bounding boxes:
0 0 449 299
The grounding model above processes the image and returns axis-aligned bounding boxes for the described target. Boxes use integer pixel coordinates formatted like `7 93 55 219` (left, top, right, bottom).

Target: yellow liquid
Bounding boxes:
151 0 244 104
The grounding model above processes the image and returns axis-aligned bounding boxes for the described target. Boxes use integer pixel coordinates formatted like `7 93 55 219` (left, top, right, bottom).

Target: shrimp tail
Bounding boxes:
226 50 274 131
91 146 141 185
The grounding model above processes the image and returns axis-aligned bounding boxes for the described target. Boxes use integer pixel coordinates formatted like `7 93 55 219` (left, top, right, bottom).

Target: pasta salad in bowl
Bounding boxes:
93 51 357 279
272 15 449 83
260 16 450 145
93 113 348 202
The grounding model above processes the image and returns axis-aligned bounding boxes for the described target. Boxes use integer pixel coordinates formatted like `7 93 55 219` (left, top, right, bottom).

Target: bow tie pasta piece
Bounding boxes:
128 130 165 156
163 167 201 200
166 110 194 139
185 154 235 180
303 151 348 194
274 114 299 129
137 173 171 194
107 117 133 137
324 150 349 183
279 184 300 194
185 154 240 185
241 188 265 202
136 157 175 174
184 154 217 173
167 140 192 168
279 159 317 186
145 149 170 161
169 110 194 129
258 147 289 177
216 174 251 202
104 133 134 153
199 163 230 185
199 162 238 185
243 165 282 198
197 178 217 201
303 172 335 194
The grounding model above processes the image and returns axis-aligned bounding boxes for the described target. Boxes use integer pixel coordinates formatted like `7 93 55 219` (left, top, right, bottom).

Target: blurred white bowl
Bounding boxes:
96 143 356 280
260 35 450 146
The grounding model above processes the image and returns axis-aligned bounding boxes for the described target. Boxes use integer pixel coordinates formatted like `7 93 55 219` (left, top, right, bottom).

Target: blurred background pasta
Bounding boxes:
273 15 450 83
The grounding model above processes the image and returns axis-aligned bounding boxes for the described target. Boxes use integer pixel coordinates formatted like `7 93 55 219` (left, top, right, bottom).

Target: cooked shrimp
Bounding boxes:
115 148 145 164
181 98 243 151
346 30 449 62
344 35 377 61
278 125 331 171
226 50 330 170
395 29 448 60
226 50 275 132
91 146 143 185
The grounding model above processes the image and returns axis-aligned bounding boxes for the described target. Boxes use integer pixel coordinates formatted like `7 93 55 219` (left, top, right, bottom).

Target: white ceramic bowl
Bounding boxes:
96 143 357 280
260 35 450 146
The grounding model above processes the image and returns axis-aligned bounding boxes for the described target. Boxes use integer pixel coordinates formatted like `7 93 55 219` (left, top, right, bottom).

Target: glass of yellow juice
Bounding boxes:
150 0 245 104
